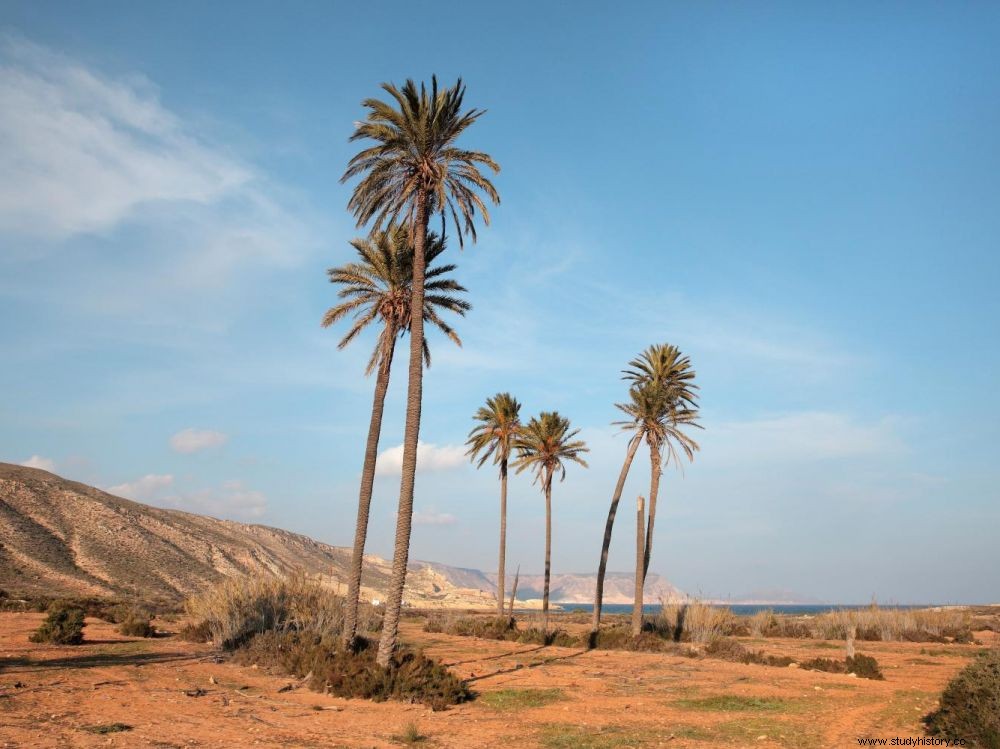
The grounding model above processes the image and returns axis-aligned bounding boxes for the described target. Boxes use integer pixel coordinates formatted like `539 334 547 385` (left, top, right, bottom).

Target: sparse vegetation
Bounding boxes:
924 647 1000 747
392 721 428 745
656 600 739 643
480 688 566 711
115 607 157 638
813 605 972 643
675 694 792 712
184 574 380 649
235 631 470 710
29 602 86 645
82 723 132 734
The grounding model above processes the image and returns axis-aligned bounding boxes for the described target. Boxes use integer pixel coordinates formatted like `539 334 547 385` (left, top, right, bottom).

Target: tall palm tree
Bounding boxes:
590 344 700 644
466 393 522 616
322 227 469 647
513 412 589 632
343 76 500 666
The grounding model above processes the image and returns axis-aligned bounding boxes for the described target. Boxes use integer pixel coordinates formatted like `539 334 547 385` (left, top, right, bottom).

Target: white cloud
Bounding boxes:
413 508 458 526
106 473 265 519
107 473 175 501
375 441 467 476
0 35 248 240
20 454 55 471
169 428 228 454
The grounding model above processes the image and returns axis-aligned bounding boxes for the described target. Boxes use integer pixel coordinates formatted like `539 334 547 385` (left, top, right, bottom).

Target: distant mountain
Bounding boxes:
0 462 684 608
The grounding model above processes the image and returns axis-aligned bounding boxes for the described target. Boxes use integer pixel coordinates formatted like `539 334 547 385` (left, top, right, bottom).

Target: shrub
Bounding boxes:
235 631 471 710
178 619 213 643
29 603 86 645
847 654 884 680
424 615 518 641
924 648 1000 747
703 637 795 667
657 600 738 643
800 657 847 674
813 606 972 643
517 628 577 647
116 609 157 638
185 574 381 649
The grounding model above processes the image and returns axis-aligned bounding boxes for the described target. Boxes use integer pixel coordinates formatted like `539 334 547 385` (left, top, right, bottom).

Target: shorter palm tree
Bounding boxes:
322 227 469 646
466 393 522 615
513 412 589 632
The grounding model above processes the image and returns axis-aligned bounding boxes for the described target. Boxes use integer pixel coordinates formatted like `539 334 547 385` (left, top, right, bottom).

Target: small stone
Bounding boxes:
787 662 799 669
757 736 768 741
209 676 217 685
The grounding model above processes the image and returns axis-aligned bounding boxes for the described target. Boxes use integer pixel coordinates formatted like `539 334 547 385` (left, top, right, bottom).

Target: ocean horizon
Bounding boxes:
549 603 938 616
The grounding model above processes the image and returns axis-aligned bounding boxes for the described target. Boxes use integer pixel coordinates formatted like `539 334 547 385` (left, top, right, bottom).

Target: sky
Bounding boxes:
1 1 998 604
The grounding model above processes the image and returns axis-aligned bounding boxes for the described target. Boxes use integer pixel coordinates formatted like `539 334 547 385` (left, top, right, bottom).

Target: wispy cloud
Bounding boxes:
169 428 228 454
375 441 467 476
413 508 458 526
20 454 55 472
106 473 265 519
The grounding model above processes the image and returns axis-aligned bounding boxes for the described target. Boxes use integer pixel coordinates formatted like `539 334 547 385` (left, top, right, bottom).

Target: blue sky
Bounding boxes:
1 1 998 603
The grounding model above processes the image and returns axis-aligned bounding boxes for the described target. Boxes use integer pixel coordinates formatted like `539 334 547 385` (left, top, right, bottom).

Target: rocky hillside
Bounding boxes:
0 463 682 607
0 463 492 607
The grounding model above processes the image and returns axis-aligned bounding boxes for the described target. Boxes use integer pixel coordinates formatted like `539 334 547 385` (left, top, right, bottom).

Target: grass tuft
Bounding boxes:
480 688 565 711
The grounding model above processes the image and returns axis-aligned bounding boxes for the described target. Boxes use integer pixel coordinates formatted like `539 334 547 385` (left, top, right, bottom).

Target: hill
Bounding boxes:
0 462 682 607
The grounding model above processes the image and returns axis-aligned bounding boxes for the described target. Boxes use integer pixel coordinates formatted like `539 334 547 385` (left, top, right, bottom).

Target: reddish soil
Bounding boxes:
0 613 993 748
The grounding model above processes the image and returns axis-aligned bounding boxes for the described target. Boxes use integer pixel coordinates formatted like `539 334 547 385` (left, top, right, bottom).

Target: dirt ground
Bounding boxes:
0 612 994 748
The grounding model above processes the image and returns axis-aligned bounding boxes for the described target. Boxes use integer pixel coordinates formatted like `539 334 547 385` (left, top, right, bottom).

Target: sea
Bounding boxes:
556 603 930 616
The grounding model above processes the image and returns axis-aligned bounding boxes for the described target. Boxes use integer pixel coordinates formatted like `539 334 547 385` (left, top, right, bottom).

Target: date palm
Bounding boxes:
466 392 522 615
343 76 500 666
322 227 469 647
513 412 589 632
591 344 700 643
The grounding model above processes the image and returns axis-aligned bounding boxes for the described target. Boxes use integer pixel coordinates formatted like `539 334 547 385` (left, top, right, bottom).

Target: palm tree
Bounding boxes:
590 344 700 644
513 412 589 632
466 393 522 616
322 227 469 647
343 77 500 666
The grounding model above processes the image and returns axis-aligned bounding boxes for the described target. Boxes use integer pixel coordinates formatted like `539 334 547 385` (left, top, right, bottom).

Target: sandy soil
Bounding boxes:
0 612 993 748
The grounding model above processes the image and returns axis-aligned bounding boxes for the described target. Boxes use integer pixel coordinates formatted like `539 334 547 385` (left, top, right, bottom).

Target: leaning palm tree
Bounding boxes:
322 227 469 647
513 412 589 632
617 379 700 633
466 392 522 616
590 344 700 643
343 76 500 666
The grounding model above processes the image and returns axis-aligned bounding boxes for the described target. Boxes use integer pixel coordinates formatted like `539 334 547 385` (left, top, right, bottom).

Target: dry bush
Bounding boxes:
517 628 578 647
185 574 381 649
116 608 157 638
178 619 213 643
657 600 738 643
423 615 518 641
29 602 85 645
813 606 971 643
924 647 1000 747
703 637 795 667
748 610 777 637
235 631 470 710
799 657 847 674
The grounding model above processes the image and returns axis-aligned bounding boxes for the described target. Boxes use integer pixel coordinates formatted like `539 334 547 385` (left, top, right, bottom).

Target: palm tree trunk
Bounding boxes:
642 442 662 583
497 458 508 616
542 469 552 634
376 194 429 668
343 332 397 647
590 433 642 645
632 495 645 636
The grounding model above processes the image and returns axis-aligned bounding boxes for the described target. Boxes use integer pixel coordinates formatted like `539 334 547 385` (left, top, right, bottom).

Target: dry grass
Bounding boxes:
656 600 739 643
812 605 972 642
185 573 381 649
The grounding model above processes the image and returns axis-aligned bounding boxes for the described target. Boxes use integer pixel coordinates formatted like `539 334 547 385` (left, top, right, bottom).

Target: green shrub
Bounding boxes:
925 648 1000 748
235 631 471 710
847 654 884 680
517 628 578 647
116 609 157 638
29 603 86 645
800 657 847 674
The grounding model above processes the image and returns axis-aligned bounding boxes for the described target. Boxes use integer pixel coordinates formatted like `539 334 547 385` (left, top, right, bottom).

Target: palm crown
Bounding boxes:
618 344 701 464
466 392 523 470
342 77 500 243
321 227 469 374
513 412 589 486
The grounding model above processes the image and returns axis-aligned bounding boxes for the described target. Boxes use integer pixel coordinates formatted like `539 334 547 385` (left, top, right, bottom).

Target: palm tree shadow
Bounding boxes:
1 651 195 673
465 647 587 683
443 644 546 667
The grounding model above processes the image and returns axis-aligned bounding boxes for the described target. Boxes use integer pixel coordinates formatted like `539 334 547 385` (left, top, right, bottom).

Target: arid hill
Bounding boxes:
0 463 682 607
0 463 493 607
